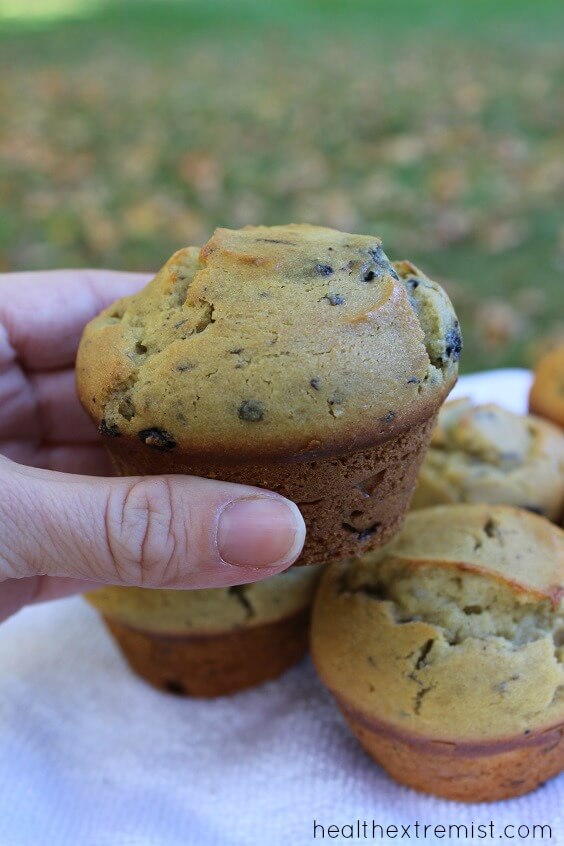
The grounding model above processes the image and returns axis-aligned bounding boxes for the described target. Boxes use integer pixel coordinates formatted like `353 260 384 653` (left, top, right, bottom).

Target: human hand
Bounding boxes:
0 271 305 623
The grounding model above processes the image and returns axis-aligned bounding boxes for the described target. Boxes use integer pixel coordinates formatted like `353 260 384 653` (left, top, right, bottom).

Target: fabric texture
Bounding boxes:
0 369 561 846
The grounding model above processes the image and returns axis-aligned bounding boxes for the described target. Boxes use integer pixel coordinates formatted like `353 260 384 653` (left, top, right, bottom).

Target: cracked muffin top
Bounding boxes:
87 565 322 634
411 398 564 520
311 504 564 741
77 224 460 462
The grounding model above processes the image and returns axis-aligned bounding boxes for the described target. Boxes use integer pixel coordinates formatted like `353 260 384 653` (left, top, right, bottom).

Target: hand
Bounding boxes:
0 270 305 623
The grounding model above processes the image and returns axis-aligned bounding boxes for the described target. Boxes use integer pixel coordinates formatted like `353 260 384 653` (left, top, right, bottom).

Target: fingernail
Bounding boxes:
217 496 305 569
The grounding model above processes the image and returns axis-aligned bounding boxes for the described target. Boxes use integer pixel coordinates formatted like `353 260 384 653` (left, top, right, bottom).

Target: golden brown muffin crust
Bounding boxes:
341 702 564 802
103 607 311 697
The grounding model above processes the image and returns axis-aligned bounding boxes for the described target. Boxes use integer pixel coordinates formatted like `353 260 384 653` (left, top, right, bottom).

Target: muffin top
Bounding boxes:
311 504 564 741
529 344 564 429
411 398 564 520
87 565 322 635
77 225 459 462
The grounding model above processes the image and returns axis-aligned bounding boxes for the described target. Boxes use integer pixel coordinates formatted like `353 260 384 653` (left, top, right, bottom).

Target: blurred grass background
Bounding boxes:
1 0 563 371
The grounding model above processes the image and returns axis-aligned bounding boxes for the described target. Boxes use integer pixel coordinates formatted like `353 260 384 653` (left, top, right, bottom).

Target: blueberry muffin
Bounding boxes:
87 566 322 697
311 505 564 801
77 226 460 564
529 345 564 430
411 399 564 521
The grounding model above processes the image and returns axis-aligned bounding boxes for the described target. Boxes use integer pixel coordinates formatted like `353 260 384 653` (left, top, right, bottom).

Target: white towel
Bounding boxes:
0 369 562 846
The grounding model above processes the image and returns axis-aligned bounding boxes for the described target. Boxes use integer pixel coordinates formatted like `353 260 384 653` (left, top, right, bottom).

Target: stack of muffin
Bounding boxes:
77 225 563 802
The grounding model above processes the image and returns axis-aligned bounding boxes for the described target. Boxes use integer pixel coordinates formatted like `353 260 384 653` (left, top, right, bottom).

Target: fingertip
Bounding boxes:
216 495 306 571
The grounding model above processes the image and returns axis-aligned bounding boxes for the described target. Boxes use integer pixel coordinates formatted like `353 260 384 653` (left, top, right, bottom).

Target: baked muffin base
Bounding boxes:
105 411 440 566
103 608 310 697
339 699 564 802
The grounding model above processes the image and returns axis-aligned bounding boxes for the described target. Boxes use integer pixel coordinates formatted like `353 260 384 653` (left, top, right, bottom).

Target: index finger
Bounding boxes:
0 269 151 371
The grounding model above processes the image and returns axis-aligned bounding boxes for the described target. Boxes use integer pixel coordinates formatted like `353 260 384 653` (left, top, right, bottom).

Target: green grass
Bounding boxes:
1 0 563 371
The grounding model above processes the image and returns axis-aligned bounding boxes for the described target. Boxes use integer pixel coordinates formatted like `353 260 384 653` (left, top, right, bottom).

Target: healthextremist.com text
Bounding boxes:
312 819 553 841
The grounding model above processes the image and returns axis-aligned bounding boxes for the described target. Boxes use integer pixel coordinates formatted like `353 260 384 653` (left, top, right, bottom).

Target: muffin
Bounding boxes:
76 226 460 565
411 398 564 520
311 504 564 802
529 345 564 429
87 566 322 696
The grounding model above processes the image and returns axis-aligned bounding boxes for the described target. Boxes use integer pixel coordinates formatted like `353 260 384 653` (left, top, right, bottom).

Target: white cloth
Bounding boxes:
0 369 561 846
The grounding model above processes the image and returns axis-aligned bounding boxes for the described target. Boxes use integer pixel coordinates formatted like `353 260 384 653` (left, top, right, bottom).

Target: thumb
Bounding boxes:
0 457 306 590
